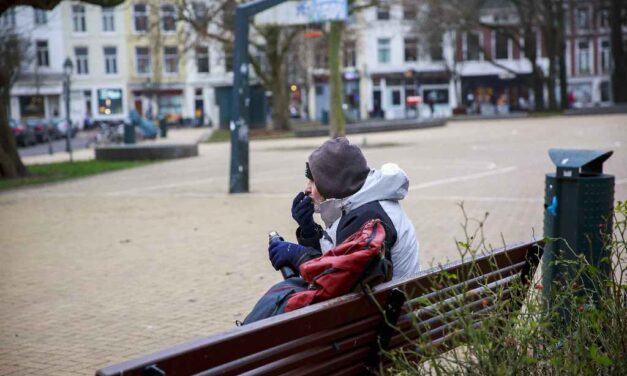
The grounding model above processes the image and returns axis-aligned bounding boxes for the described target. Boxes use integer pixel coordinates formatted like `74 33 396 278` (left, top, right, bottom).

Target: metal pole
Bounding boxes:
229 8 250 193
47 121 54 155
228 0 288 194
64 78 73 162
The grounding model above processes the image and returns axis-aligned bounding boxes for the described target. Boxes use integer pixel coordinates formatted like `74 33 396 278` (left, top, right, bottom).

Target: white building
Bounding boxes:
6 6 66 121
62 2 129 127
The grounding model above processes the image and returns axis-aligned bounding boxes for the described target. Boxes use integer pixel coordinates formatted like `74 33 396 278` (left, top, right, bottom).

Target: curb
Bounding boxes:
294 119 447 137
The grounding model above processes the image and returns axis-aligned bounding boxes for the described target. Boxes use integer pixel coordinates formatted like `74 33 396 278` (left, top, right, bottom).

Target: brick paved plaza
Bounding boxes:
1 115 626 375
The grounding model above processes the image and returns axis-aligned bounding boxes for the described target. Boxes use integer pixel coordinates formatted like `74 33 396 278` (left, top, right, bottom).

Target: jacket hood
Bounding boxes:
343 163 409 211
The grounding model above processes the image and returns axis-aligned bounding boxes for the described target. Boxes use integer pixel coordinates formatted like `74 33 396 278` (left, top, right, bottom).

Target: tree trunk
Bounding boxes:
270 75 290 131
544 6 558 112
251 26 291 131
524 28 544 111
557 0 568 110
610 0 627 103
0 87 28 179
328 21 345 138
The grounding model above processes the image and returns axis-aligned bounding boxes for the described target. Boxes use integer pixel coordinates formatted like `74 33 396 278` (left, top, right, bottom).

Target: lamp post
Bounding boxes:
63 57 74 162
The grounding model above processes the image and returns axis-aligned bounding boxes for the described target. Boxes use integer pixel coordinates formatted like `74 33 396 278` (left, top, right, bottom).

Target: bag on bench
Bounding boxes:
243 219 391 324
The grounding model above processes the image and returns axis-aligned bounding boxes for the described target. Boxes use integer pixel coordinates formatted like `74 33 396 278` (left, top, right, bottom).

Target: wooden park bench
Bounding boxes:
96 239 543 376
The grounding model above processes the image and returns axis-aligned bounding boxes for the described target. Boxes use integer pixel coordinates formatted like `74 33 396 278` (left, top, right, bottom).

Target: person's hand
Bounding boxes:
268 241 306 270
292 192 315 236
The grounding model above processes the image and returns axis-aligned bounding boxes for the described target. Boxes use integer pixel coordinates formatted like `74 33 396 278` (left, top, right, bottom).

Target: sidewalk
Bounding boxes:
20 127 212 165
0 114 625 375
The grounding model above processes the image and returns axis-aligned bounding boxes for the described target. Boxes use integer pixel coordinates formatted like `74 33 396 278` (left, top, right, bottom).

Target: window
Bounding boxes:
157 94 182 118
314 41 328 68
102 7 115 31
192 1 207 18
599 8 609 29
429 38 443 61
343 40 356 67
600 40 611 74
161 4 176 32
75 47 89 75
377 5 390 20
97 89 123 115
423 88 449 104
391 90 401 106
34 9 47 25
575 7 590 31
577 40 591 75
465 32 481 60
196 46 209 73
495 31 509 59
135 47 151 74
134 4 148 32
164 46 178 74
104 47 117 74
403 2 417 20
0 7 16 28
72 5 86 32
404 38 417 62
36 40 49 67
224 46 234 72
600 81 610 102
378 38 391 63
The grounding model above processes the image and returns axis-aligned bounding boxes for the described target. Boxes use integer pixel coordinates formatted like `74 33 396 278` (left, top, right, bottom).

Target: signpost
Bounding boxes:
229 0 347 193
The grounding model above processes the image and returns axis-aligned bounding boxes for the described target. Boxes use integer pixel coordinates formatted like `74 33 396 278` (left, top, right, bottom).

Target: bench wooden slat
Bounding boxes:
196 316 380 375
403 260 526 310
389 282 516 349
282 347 372 376
96 240 543 376
240 331 376 376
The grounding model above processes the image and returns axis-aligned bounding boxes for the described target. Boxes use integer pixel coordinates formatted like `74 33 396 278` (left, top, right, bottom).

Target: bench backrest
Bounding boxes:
96 240 542 376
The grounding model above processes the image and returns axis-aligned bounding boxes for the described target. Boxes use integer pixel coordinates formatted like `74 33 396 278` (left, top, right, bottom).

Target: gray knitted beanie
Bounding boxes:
307 137 370 199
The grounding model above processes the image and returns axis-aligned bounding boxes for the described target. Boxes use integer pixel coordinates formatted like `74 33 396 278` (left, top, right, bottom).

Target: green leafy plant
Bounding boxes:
383 202 627 375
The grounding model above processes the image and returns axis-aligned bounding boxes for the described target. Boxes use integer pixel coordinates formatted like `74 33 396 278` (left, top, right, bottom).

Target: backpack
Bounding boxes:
243 219 391 324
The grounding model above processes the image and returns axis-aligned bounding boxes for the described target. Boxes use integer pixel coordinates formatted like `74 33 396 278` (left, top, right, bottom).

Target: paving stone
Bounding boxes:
1 115 625 375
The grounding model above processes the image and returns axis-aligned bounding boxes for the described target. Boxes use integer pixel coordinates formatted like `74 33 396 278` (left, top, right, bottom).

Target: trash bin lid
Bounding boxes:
548 148 613 177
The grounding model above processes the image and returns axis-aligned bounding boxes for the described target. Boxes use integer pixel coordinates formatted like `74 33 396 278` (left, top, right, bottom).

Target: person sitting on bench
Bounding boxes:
269 137 420 279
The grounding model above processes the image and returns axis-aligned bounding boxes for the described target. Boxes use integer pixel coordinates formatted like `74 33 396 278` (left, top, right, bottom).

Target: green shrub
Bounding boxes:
384 202 627 375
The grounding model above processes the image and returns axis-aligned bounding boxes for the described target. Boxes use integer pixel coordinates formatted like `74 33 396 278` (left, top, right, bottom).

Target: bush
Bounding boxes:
384 202 627 375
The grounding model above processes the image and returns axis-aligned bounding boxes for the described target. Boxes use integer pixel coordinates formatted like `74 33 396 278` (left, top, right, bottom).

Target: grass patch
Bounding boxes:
207 128 295 143
0 160 153 191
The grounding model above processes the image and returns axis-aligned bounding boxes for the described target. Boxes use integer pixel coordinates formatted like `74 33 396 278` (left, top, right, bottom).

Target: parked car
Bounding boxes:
49 117 78 139
9 118 36 146
24 118 50 143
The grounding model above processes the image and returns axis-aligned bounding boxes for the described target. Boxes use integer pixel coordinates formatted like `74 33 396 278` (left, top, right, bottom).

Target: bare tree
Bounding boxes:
606 0 627 103
0 0 125 16
413 0 483 108
176 0 303 131
0 32 30 178
325 0 380 137
0 0 125 180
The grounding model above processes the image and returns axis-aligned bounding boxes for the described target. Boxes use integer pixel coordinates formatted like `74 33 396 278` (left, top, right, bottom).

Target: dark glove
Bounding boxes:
268 241 307 271
291 192 316 237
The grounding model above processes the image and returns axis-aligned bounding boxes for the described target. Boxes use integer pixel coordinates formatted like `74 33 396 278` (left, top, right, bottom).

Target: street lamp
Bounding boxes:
63 57 74 162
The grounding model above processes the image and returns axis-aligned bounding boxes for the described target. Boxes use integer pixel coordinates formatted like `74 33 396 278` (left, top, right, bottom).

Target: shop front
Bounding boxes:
313 74 361 124
132 88 184 124
461 74 531 115
370 71 450 120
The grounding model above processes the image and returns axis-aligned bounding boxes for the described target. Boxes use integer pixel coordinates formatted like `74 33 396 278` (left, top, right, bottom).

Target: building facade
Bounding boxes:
6 6 66 121
565 0 616 107
64 2 129 126
5 1 624 129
